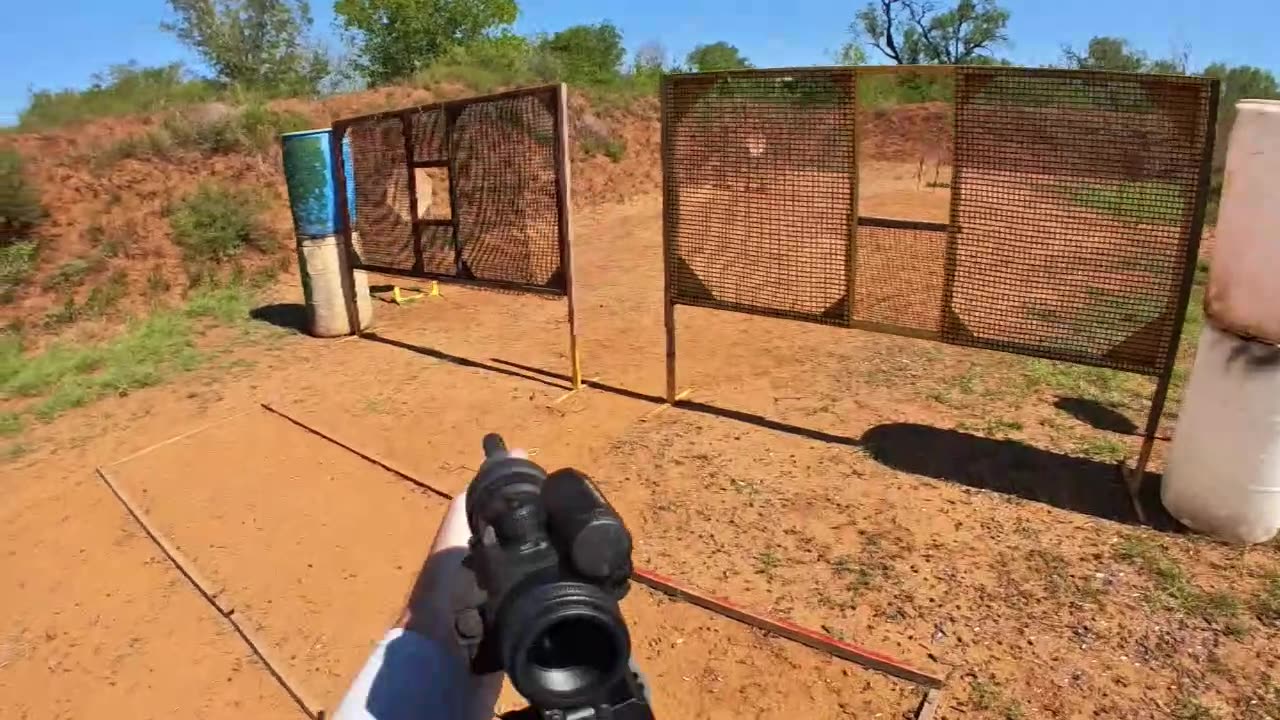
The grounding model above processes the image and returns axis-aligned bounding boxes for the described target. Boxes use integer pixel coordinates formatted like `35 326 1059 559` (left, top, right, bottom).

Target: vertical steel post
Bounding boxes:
552 84 582 389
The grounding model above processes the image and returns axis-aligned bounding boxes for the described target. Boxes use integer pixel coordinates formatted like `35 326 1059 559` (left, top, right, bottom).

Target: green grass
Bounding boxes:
1068 181 1187 225
42 255 106 291
1074 435 1130 463
184 283 257 323
755 550 784 577
1022 358 1145 408
958 417 1023 439
41 269 130 327
0 410 22 436
1115 536 1244 625
1256 575 1280 623
1 283 259 426
969 678 1024 718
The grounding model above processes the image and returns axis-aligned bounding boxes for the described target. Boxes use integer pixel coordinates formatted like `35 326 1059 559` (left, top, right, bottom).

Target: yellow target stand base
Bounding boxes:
391 281 442 305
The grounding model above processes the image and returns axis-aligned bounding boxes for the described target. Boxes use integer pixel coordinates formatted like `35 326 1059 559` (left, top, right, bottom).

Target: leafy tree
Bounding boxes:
162 0 329 93
632 41 668 75
835 42 869 66
1060 36 1146 72
852 0 1009 65
1198 63 1280 220
1204 63 1280 105
537 22 625 85
685 42 752 72
334 0 518 84
631 41 669 86
1061 37 1192 74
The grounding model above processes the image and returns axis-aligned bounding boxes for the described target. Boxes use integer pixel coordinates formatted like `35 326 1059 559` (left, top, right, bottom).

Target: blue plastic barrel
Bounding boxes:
280 128 356 238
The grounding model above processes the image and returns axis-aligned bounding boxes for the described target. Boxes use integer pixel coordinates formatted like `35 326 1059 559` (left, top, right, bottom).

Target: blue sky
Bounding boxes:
3 0 1277 125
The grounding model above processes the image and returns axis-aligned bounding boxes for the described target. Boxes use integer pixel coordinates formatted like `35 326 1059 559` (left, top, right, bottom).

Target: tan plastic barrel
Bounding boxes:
297 234 373 337
1205 100 1280 343
1162 99 1280 544
1162 324 1280 544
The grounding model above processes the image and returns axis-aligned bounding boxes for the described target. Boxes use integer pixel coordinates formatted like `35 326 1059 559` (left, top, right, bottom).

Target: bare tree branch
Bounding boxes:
880 0 903 63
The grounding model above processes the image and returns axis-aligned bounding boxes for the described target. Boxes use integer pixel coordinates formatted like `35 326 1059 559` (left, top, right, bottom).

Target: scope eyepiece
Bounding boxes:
499 581 631 708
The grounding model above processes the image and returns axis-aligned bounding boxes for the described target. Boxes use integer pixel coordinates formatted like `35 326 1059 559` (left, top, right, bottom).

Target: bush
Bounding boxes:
82 269 129 317
40 268 130 328
412 36 658 111
96 104 313 168
1 150 45 245
42 256 106 291
167 104 312 155
19 63 219 131
581 135 626 162
858 73 953 108
93 131 178 168
169 184 272 275
0 241 39 303
412 35 566 93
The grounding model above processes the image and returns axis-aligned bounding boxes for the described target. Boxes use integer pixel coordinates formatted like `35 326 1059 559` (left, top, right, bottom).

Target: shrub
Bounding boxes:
19 62 219 131
95 105 307 166
93 130 178 168
42 256 105 291
82 269 129 317
236 105 313 149
145 266 172 298
98 104 313 167
169 184 271 273
581 135 626 163
0 150 45 245
858 73 953 108
0 241 39 303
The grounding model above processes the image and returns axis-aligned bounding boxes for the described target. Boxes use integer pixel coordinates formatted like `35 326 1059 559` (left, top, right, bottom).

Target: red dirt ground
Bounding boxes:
0 87 661 334
4 193 1279 719
3 89 1273 720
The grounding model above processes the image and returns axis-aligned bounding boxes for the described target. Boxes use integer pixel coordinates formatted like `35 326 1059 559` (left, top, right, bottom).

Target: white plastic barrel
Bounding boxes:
1205 100 1280 344
297 234 373 337
1163 325 1280 543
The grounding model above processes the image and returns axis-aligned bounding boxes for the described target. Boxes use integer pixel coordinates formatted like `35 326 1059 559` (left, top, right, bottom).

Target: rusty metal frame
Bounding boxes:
331 84 582 389
660 67 1220 515
1125 76 1220 502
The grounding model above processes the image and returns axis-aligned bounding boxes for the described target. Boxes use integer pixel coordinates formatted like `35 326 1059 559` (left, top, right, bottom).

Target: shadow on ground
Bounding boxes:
859 422 1180 527
250 303 308 333
365 336 1181 529
1053 396 1139 435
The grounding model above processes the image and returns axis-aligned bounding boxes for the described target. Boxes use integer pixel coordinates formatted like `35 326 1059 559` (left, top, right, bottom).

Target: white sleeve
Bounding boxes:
332 628 502 720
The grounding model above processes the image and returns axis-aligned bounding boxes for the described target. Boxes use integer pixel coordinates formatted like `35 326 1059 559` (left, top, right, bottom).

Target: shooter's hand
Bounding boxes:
333 454 524 720
401 446 528 642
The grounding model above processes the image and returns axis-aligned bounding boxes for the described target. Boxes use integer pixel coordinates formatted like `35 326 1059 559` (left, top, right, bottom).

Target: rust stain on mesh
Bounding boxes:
663 67 1215 376
334 86 565 293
